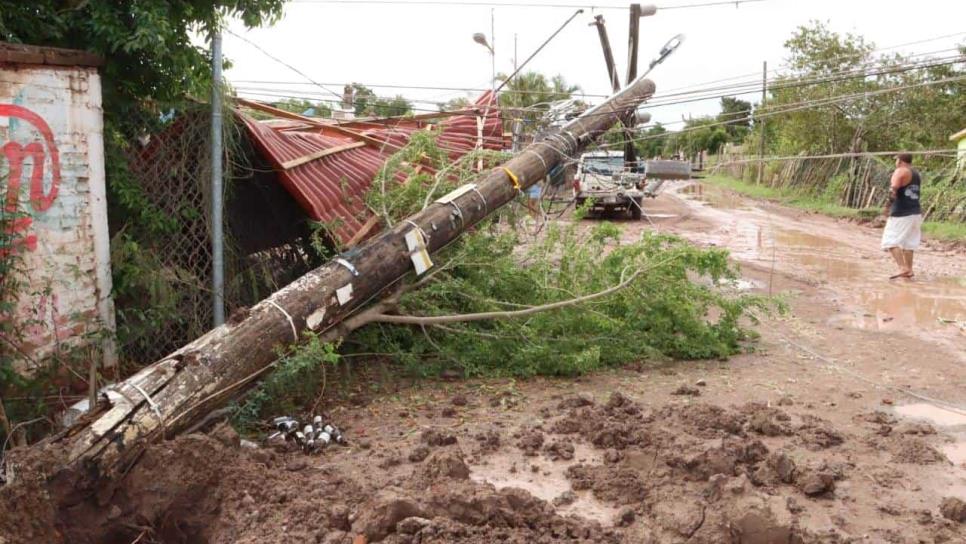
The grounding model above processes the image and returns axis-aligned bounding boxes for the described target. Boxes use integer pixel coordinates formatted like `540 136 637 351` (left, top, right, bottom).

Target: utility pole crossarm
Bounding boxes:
590 15 621 93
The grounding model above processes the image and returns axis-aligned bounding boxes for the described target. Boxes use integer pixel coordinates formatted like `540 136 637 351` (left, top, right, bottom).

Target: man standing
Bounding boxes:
881 153 923 279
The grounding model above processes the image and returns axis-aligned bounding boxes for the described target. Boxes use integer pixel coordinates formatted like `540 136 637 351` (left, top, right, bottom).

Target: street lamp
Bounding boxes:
472 31 495 95
472 32 492 54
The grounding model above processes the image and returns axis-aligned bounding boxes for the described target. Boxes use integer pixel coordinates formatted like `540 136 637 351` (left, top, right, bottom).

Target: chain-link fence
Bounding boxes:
109 102 321 368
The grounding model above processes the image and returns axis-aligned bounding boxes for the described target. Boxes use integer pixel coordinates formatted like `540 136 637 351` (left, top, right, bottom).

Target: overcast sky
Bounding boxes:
222 0 965 127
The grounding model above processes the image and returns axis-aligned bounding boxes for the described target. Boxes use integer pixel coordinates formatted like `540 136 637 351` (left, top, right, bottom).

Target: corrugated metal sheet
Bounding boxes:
240 92 503 245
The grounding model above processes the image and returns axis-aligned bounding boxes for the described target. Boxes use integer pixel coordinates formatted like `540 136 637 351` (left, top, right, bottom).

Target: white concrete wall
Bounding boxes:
1 63 116 370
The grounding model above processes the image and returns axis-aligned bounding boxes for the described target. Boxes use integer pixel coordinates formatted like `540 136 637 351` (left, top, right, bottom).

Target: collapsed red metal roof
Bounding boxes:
239 92 503 246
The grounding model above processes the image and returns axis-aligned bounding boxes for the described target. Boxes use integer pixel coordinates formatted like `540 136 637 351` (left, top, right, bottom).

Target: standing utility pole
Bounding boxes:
757 60 767 185
625 4 642 85
210 27 225 327
513 33 518 71
623 4 657 172
490 9 496 96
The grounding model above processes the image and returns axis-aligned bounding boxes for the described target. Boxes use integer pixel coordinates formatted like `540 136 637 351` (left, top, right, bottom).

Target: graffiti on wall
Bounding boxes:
1 103 62 254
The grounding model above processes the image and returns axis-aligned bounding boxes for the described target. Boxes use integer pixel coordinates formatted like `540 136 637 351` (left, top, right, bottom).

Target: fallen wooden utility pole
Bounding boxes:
22 76 656 492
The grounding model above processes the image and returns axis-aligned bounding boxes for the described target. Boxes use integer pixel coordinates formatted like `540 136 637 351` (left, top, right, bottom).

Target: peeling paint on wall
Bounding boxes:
1 58 116 371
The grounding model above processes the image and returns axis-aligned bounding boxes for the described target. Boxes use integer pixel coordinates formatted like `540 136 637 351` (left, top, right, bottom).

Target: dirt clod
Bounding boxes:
797 471 835 496
474 430 501 453
351 490 426 541
408 446 430 463
940 497 966 522
543 439 575 461
552 491 577 507
729 511 798 544
421 429 458 447
517 429 544 456
567 464 647 504
672 384 701 396
797 416 844 450
895 422 936 435
412 450 471 484
397 516 432 534
615 507 636 527
557 394 594 409
891 438 949 465
770 452 797 484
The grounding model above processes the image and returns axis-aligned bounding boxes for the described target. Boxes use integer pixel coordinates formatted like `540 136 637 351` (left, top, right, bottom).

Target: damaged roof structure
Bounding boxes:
237 92 504 246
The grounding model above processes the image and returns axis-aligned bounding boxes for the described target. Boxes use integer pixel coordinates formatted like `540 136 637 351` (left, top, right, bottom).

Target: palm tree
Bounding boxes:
498 72 579 108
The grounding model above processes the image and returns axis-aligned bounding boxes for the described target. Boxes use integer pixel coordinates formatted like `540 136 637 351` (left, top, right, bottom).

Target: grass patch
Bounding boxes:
923 221 966 241
703 174 966 241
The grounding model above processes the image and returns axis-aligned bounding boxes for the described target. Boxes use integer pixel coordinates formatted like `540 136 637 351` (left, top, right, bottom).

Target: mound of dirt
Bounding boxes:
890 438 950 465
4 387 961 544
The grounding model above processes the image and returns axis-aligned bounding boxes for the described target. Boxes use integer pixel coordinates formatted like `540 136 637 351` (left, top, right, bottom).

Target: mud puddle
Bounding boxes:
673 182 966 338
895 403 966 428
678 182 748 209
470 443 619 524
893 402 966 496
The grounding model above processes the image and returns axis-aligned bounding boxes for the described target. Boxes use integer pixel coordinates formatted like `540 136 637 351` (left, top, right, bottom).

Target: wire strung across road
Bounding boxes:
232 51 964 123
230 31 966 102
289 0 769 10
602 74 966 149
236 63 966 139
709 149 960 166
231 49 964 111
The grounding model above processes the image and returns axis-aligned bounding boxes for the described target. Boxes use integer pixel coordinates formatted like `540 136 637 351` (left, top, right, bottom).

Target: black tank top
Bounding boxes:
890 168 922 217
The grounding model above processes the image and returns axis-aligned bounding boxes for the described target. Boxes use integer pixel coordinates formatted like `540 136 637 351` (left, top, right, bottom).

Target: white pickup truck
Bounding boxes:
573 151 692 219
572 151 646 219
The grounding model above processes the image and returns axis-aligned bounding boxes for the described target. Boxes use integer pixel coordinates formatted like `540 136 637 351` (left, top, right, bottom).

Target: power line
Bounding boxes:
229 48 964 108
643 54 965 108
289 0 768 10
712 149 960 165
224 28 344 101
605 74 966 148
233 54 964 122
642 33 966 96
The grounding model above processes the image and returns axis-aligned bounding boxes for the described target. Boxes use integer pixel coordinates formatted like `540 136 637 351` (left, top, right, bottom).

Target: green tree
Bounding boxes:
438 96 472 112
635 123 668 158
348 84 413 117
0 1 285 131
765 21 875 154
498 71 580 110
717 97 752 142
349 83 378 116
497 71 581 132
273 98 333 118
370 95 413 117
762 21 964 156
664 118 729 157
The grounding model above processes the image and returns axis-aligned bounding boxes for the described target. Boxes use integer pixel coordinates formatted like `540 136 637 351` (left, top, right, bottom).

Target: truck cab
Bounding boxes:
573 151 646 219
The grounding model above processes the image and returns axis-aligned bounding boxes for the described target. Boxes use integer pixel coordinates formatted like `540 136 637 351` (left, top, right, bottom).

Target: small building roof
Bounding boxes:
951 128 966 142
0 41 102 68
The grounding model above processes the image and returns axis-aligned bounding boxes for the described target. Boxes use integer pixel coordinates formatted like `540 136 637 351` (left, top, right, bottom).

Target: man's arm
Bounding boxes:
889 167 911 199
884 167 911 216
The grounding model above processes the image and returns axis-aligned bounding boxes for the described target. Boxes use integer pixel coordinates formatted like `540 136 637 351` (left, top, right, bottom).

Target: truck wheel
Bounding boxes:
630 199 642 220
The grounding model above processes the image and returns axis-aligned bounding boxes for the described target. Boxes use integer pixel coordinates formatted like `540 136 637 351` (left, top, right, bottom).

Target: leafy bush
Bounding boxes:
351 217 769 378
230 332 340 433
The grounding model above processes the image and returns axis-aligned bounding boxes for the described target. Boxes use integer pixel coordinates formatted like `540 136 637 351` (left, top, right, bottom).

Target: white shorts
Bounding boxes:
881 214 923 251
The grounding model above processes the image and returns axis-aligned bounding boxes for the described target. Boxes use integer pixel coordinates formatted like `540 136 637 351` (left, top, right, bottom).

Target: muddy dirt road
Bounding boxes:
3 182 965 543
